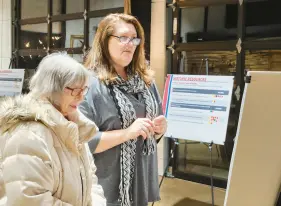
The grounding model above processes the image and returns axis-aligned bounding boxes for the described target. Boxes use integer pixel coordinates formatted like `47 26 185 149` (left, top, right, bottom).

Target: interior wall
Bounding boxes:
0 0 12 69
180 4 281 42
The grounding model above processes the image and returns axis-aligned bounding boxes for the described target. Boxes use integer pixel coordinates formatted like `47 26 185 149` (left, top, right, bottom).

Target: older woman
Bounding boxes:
0 53 106 206
79 14 167 206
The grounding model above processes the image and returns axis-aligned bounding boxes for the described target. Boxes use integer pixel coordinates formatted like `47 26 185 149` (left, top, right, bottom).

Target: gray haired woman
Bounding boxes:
0 53 106 206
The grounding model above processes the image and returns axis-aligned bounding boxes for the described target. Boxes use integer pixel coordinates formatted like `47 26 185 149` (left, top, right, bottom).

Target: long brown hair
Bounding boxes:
84 13 154 85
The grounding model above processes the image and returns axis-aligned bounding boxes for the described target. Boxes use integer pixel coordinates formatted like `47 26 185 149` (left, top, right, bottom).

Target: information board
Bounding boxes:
0 69 25 97
163 74 234 145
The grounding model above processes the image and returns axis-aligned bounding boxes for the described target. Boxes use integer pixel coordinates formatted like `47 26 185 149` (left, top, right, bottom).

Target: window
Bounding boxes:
15 0 125 69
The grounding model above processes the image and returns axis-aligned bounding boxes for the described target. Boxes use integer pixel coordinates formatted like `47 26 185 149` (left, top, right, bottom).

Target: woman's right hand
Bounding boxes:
125 118 155 140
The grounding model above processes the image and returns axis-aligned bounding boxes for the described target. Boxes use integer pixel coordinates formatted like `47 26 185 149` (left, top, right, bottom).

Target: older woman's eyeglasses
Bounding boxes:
65 86 89 96
110 35 141 46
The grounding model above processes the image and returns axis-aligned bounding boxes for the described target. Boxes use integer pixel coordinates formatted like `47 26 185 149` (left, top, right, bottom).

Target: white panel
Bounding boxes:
2 0 11 21
66 0 83 14
90 0 123 11
21 0 47 19
21 23 47 33
150 0 167 176
0 21 2 58
89 17 103 45
65 19 84 48
181 8 204 41
224 71 281 206
1 20 11 58
1 57 10 69
0 0 3 21
207 5 226 31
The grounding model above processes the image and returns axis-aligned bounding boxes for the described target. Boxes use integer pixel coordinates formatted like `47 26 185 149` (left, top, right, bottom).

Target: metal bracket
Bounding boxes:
173 17 178 35
236 38 242 54
167 41 175 54
12 49 18 56
46 14 51 24
167 0 177 11
82 45 87 57
12 18 19 27
245 75 251 83
83 9 88 20
46 47 50 55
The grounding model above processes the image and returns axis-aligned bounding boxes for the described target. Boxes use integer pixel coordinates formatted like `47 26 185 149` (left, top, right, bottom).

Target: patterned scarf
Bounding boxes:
107 74 158 206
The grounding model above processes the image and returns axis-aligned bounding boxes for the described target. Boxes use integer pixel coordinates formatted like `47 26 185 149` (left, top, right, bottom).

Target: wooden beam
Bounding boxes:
18 49 47 56
203 7 208 32
236 0 245 89
124 0 131 15
19 17 47 25
244 40 281 50
84 0 89 50
51 47 83 54
88 8 124 18
15 0 21 67
60 0 66 48
18 48 83 56
47 0 53 52
171 5 181 74
176 41 237 51
234 0 245 137
177 0 238 8
51 13 84 22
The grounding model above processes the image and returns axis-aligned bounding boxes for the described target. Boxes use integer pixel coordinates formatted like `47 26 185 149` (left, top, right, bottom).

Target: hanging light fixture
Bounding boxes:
25 42 30 48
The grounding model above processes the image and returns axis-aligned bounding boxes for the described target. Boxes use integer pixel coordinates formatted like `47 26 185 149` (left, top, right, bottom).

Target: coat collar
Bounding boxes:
0 95 98 154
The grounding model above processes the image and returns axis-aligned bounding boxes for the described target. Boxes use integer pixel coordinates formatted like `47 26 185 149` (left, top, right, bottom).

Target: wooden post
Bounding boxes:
124 0 131 15
236 0 245 92
47 0 53 53
84 0 89 51
171 1 181 74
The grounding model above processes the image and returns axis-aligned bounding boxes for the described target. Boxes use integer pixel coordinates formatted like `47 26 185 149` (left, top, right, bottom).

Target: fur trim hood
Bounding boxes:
0 95 98 153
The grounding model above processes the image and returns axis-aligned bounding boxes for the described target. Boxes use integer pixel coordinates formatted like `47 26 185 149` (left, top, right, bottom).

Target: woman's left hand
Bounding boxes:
153 115 167 135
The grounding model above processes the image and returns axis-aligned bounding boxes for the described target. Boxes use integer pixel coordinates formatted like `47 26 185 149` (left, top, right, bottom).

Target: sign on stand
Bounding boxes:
163 74 234 145
0 69 25 97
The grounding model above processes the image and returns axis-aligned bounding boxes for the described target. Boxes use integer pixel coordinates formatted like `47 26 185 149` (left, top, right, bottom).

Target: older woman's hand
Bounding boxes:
153 115 167 135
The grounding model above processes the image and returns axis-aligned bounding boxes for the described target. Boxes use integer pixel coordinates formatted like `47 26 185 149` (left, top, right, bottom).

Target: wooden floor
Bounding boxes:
150 177 226 206
0 177 226 206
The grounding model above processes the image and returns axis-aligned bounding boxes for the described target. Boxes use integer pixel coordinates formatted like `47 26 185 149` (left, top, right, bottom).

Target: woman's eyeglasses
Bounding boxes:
110 35 141 46
65 86 89 96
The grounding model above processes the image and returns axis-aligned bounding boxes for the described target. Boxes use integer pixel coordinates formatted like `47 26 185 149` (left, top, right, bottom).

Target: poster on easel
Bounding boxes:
0 69 25 97
163 74 234 145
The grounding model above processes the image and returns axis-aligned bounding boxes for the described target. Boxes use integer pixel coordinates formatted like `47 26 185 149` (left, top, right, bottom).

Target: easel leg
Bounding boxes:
209 141 215 206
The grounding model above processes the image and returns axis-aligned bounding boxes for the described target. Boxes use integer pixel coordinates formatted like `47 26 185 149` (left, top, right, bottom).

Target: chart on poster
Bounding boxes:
163 74 234 145
0 69 25 97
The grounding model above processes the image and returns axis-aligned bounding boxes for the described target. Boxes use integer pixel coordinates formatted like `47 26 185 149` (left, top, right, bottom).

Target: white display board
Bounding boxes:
0 69 25 97
224 71 281 206
163 75 234 145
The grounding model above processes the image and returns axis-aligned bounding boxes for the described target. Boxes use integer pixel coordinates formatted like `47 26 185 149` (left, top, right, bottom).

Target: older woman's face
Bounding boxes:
108 21 138 69
57 84 88 116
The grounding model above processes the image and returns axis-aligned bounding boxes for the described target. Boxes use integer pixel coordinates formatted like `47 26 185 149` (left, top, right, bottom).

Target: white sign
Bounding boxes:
0 69 25 97
163 75 234 145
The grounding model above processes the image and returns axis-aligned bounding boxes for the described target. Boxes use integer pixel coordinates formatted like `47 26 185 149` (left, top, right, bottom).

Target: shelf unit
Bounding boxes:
167 0 281 188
